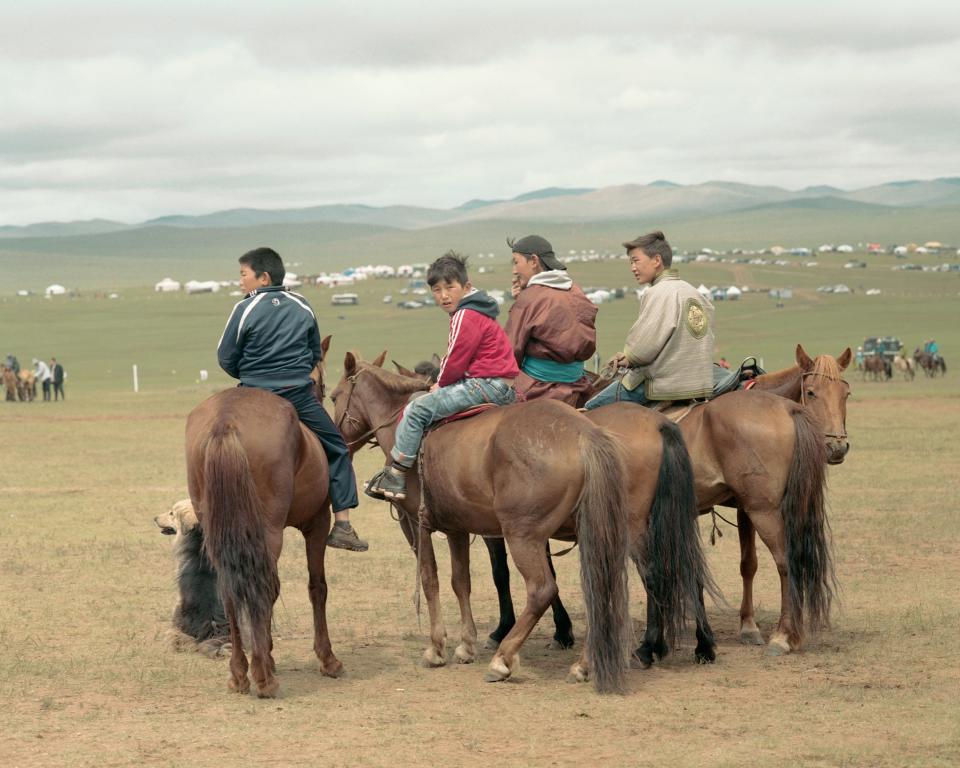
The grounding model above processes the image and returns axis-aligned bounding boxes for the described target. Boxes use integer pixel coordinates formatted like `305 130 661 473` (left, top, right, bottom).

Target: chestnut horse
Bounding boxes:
483 345 846 661
331 352 710 693
184 338 343 697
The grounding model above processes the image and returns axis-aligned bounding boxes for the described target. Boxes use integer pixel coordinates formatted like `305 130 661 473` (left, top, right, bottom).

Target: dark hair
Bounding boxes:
239 247 285 286
627 231 673 267
427 251 469 287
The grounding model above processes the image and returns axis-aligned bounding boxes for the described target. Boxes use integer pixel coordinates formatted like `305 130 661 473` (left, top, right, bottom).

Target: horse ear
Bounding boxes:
371 350 387 368
343 351 358 376
796 344 814 371
393 360 415 377
321 335 331 357
837 347 852 371
431 352 442 367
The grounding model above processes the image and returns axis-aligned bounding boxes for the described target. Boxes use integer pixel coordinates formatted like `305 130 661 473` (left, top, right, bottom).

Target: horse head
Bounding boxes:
795 344 851 464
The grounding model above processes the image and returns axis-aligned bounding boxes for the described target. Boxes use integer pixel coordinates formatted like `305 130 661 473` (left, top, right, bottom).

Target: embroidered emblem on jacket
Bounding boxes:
272 297 280 306
684 298 708 338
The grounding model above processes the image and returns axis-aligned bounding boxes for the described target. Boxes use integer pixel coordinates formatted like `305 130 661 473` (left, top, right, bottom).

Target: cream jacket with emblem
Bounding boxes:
621 270 715 400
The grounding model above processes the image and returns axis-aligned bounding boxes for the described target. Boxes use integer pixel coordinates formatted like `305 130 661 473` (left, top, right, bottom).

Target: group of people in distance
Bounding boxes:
216 231 715 552
2 354 65 402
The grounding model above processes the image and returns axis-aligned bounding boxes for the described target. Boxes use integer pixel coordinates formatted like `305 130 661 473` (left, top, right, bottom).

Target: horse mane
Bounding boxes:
810 354 843 381
361 363 431 396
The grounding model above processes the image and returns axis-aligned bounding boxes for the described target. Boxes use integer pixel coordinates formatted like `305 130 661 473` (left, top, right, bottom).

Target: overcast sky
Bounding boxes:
1 0 957 225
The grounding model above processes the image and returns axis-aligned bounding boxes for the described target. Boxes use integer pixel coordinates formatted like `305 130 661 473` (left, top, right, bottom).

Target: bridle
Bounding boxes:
799 371 849 441
334 368 414 451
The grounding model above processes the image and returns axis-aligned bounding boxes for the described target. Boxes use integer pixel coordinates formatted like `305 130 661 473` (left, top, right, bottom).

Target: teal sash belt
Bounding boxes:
521 356 585 384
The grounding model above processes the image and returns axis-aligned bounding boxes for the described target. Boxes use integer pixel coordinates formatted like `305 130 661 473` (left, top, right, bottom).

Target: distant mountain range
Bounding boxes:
2 178 959 238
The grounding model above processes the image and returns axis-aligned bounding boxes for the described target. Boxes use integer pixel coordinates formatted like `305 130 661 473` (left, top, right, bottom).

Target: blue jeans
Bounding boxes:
583 376 651 410
391 377 516 467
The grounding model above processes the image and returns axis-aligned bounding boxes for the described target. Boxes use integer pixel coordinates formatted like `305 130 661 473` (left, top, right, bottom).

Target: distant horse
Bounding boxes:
862 354 890 381
331 351 710 692
481 345 844 660
1 366 19 401
184 337 342 697
914 350 946 377
893 354 915 381
18 370 36 401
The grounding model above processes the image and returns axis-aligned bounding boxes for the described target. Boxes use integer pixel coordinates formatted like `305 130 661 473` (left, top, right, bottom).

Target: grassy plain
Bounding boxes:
1 249 958 767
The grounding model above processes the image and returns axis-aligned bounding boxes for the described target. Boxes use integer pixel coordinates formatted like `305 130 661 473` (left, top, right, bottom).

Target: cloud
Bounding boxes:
0 1 958 223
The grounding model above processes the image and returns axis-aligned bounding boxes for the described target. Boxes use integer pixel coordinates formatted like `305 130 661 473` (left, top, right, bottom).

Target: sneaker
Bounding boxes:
363 471 388 501
370 466 407 500
327 523 369 552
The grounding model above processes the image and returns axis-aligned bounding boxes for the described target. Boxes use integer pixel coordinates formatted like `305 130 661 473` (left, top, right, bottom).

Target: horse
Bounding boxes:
862 354 890 381
18 370 36 401
330 351 710 692
914 350 946 377
1 365 20 401
479 345 845 660
184 337 343 697
892 354 915 381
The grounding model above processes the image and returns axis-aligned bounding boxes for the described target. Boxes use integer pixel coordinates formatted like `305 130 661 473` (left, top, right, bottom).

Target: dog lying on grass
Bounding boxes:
154 499 231 658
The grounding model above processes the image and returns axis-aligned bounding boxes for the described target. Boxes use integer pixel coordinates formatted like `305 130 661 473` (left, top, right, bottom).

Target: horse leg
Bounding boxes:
303 517 343 678
737 509 764 645
631 555 667 669
694 584 717 663
248 527 282 698
224 595 250 694
750 511 800 655
447 531 478 664
482 537 516 649
417 527 447 667
485 537 557 683
545 544 575 649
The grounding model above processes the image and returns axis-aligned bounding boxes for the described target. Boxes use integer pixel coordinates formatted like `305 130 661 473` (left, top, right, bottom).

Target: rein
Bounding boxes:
335 369 412 450
799 371 849 440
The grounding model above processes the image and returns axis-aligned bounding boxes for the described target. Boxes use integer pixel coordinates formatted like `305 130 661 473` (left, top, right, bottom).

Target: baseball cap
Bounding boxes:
507 235 566 271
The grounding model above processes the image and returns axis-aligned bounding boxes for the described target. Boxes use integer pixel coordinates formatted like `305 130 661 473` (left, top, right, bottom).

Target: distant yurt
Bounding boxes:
697 283 711 299
283 273 302 289
155 277 181 292
184 280 221 295
726 285 742 301
45 284 66 296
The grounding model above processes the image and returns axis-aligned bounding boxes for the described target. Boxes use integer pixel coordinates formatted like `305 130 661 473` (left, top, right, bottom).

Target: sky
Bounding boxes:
1 0 958 225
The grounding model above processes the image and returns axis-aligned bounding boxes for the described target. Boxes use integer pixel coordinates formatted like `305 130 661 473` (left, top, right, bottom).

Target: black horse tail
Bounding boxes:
645 421 719 651
200 422 279 660
782 408 836 636
576 427 630 694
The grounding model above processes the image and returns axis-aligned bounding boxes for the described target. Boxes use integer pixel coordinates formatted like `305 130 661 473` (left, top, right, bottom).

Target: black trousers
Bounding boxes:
42 380 51 401
274 383 359 513
53 381 64 400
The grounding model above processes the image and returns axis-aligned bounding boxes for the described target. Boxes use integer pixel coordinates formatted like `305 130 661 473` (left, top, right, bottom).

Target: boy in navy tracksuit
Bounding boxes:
217 247 367 551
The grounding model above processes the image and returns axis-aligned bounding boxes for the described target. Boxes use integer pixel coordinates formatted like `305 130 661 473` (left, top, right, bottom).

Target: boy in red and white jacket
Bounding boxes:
367 252 519 501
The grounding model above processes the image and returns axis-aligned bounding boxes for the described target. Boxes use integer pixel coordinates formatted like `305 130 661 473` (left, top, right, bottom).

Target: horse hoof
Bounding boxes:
547 637 575 650
255 680 280 699
694 649 717 664
228 676 250 694
422 648 446 668
766 639 790 657
740 630 764 646
454 644 475 664
484 656 512 682
566 664 589 684
630 649 653 670
321 659 344 678
484 637 500 650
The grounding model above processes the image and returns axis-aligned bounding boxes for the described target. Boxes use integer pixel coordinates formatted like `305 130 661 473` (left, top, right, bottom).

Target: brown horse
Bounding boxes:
1 366 18 401
483 345 844 661
862 354 890 381
331 352 710 693
184 337 342 697
914 350 946 377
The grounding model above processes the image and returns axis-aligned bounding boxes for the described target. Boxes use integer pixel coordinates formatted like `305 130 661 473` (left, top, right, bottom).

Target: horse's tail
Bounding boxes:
576 427 630 694
782 408 836 636
200 422 278 658
645 421 719 650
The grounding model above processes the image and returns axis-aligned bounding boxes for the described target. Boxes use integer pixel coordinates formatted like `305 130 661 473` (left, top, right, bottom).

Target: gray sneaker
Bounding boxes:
327 524 369 552
371 467 407 500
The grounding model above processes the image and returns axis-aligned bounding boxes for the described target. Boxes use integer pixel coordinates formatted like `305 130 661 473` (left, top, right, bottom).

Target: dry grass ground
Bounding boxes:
1 387 958 767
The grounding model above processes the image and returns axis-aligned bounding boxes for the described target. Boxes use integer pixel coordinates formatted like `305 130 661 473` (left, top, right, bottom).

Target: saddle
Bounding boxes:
654 357 767 421
428 403 497 431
